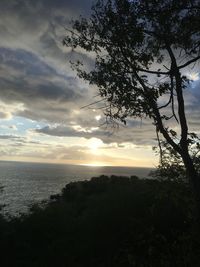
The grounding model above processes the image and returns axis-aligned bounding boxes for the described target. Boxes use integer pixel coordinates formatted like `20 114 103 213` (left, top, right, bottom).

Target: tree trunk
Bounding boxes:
182 152 200 221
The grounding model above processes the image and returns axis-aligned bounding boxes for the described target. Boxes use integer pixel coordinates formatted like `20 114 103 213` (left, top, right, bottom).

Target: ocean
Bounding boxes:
0 161 153 216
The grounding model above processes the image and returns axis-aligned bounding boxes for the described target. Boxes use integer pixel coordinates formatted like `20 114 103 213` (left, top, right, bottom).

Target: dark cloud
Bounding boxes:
0 135 23 140
0 47 92 122
0 47 56 76
34 119 156 146
34 125 111 139
34 0 94 13
0 0 97 126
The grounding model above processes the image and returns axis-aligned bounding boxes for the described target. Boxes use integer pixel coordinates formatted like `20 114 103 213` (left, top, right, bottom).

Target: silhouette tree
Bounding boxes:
151 133 200 182
63 0 200 208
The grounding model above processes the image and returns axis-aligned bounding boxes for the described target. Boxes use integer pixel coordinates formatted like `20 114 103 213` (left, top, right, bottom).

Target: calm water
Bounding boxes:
0 161 153 216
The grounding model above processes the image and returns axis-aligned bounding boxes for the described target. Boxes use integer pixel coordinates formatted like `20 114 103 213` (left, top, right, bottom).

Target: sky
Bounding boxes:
0 0 199 167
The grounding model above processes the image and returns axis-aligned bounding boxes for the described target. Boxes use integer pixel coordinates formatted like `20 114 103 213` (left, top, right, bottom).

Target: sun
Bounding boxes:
88 138 103 151
188 72 199 81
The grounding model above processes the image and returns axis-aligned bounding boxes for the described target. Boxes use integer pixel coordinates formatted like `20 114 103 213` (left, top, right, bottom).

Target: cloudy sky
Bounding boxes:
0 0 199 167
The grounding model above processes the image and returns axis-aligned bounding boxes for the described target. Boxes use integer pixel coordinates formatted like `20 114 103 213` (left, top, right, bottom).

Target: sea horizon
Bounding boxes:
0 159 154 169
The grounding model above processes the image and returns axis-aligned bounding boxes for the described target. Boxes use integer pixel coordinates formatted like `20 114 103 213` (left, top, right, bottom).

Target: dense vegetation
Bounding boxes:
0 175 200 266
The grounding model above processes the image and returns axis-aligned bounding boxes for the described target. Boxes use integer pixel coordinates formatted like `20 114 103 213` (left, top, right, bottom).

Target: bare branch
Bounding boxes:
137 68 169 75
178 55 200 70
158 95 172 110
156 128 163 165
81 98 106 109
166 44 188 148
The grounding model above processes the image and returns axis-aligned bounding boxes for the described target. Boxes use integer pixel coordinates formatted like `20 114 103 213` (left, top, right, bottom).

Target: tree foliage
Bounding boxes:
63 0 200 195
151 133 200 181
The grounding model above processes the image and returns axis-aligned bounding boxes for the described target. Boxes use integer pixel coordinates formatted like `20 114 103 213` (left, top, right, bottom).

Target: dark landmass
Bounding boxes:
0 175 200 266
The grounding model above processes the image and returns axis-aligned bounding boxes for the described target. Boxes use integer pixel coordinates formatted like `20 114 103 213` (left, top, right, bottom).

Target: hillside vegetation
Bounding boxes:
0 175 200 266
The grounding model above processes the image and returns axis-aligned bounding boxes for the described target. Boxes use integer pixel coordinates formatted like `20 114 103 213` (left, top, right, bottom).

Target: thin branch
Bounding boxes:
156 128 163 165
63 26 81 39
178 55 200 70
163 65 170 71
137 68 169 75
87 105 109 110
130 66 181 154
158 95 172 110
80 98 106 109
170 75 179 123
166 44 188 147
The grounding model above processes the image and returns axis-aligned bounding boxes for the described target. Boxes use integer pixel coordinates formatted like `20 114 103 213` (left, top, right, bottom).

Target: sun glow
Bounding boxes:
88 138 103 151
95 115 101 121
81 162 108 167
188 72 199 81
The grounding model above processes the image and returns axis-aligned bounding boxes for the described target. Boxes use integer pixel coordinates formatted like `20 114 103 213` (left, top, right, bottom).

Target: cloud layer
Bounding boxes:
0 0 199 166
